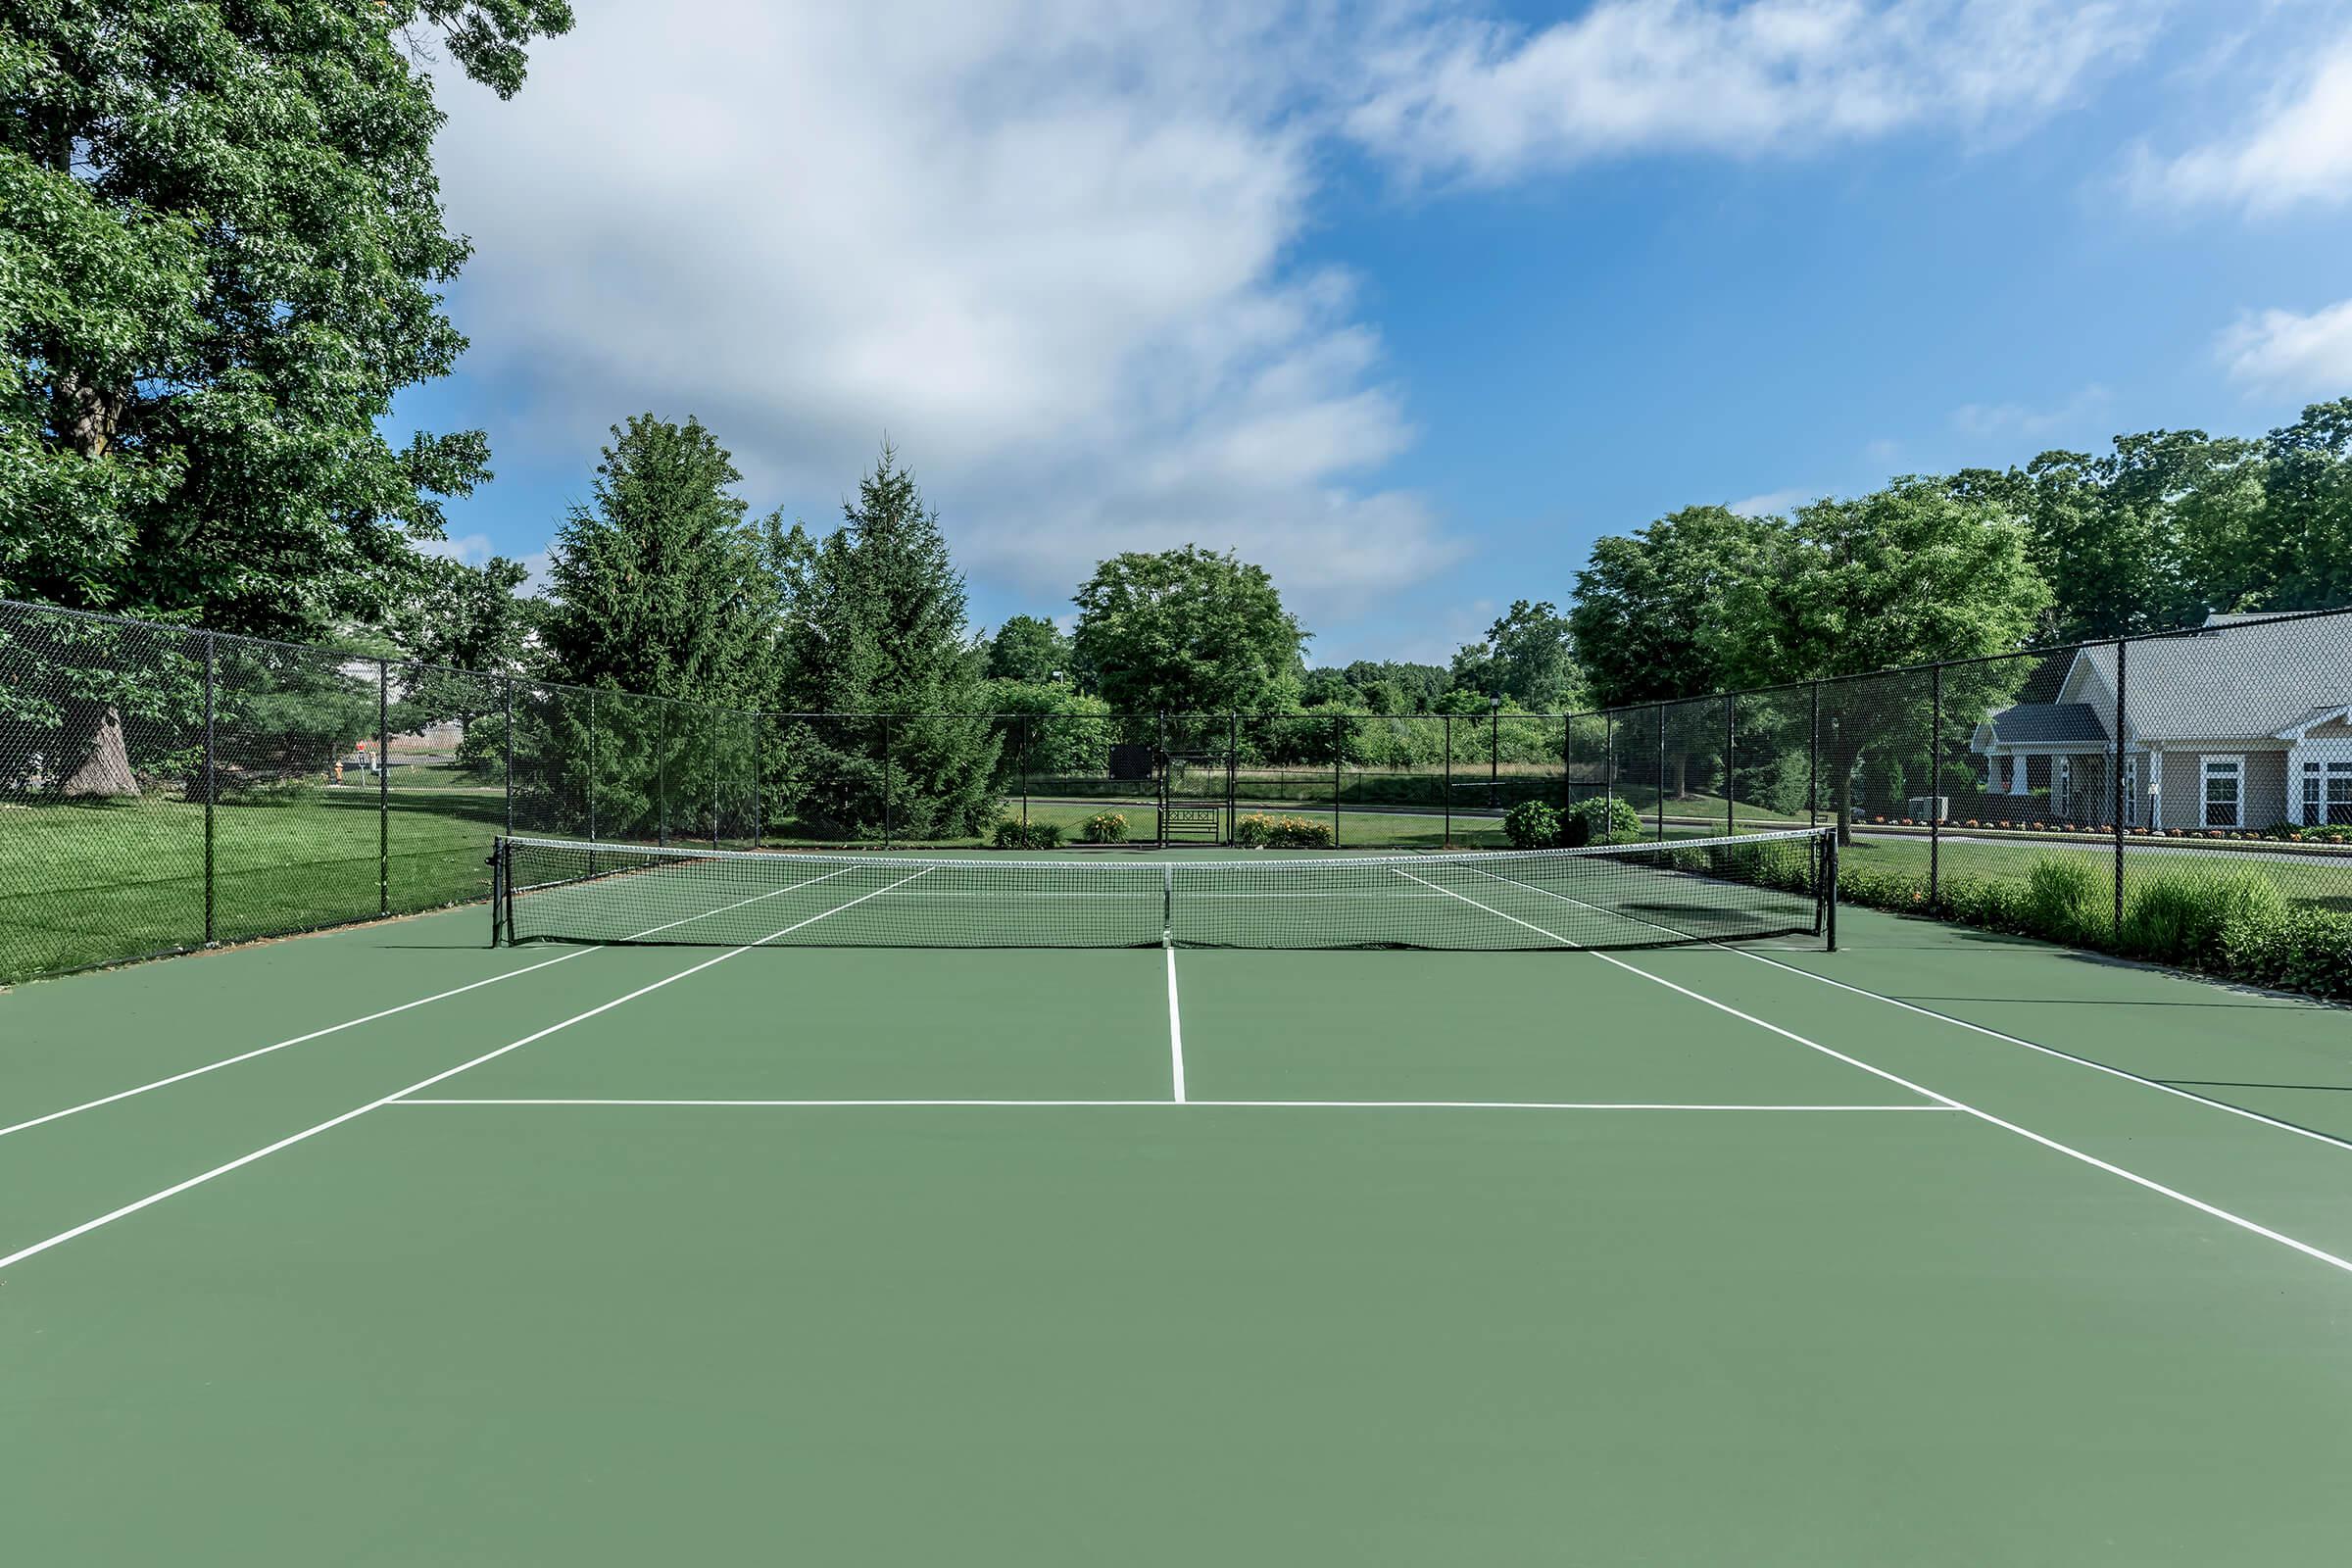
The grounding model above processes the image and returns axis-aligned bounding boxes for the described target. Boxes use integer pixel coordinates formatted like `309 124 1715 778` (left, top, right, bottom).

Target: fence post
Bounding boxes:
1808 682 1820 830
657 701 668 847
1560 714 1572 814
1929 664 1942 912
1725 694 1736 837
882 712 894 848
1443 713 1452 849
1489 698 1500 812
751 711 763 850
203 631 217 948
502 677 514 840
2112 638 2129 939
586 690 598 843
1604 710 1614 825
1019 713 1030 830
377 660 390 917
1655 704 1666 842
1332 712 1343 849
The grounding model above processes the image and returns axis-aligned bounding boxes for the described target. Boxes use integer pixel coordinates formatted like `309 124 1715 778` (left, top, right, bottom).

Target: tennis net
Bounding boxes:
492 828 1836 952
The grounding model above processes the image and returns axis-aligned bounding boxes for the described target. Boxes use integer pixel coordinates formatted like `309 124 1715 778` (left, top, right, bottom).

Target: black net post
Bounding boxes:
1825 833 1839 952
2112 638 2129 938
1929 663 1941 911
376 659 390 917
1332 711 1343 848
1442 713 1452 848
203 630 217 947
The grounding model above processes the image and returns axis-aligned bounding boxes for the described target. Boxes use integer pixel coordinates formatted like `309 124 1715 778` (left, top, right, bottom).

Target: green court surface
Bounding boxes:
6 874 2352 1562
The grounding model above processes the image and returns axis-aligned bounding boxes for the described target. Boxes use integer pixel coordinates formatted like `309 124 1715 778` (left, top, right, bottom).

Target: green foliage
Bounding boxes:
984 614 1071 683
775 446 1001 840
1234 813 1334 849
2022 856 2111 946
0 0 571 637
1450 601 1583 710
1070 546 1307 713
2220 906 2352 1002
2120 868 2287 968
1502 801 1561 850
1570 506 1774 709
991 817 1063 850
1081 810 1130 844
1568 797 1644 846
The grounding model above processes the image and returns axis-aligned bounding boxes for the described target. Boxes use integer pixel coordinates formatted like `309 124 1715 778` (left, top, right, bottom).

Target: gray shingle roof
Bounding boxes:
2074 617 2350 741
1982 703 2109 745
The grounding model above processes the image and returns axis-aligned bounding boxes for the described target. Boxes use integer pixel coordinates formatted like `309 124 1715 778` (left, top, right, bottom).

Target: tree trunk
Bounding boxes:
1671 751 1689 800
57 702 139 798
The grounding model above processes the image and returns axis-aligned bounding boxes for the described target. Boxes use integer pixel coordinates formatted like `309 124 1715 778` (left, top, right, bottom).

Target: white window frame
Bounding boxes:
2303 756 2352 827
2202 756 2244 829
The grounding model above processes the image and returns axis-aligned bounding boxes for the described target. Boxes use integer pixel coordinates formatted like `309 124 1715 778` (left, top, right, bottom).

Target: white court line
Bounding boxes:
1165 946 1187 1103
389 1097 1952 1111
1447 859 2352 1157
0 868 931 1275
0 862 868 1146
1392 868 2352 1280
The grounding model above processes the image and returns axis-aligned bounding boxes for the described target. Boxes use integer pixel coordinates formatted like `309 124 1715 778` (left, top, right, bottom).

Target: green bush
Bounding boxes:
1234 812 1335 849
2120 867 2287 968
1503 801 1560 850
990 818 1063 850
2021 856 2111 946
1565 797 1644 847
2220 906 2352 1001
1081 810 1130 844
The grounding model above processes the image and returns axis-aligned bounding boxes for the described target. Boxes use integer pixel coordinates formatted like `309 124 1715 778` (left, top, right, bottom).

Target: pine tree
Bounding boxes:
777 446 999 840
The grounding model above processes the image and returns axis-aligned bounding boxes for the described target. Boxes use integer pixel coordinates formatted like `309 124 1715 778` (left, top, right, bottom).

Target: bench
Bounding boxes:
1161 806 1223 845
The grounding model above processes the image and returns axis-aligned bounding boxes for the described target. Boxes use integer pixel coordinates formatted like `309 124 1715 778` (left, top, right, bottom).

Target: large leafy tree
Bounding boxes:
1568 506 1774 709
1714 478 2052 840
984 614 1070 683
2242 399 2352 613
1449 600 1582 710
1 0 572 635
775 445 999 840
1070 546 1307 714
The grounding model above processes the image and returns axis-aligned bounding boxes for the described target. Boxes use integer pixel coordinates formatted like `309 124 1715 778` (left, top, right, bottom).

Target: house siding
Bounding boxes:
2248 751 2289 827
2162 748 2292 828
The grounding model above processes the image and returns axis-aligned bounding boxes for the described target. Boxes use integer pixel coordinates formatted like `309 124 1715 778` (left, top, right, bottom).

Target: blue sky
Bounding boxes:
394 1 2352 665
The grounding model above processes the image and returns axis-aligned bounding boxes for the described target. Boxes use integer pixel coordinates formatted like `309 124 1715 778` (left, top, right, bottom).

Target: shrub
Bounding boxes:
2221 906 2352 1001
1081 810 1130 844
2021 856 2110 946
1235 812 1335 849
2120 867 2286 969
1564 797 1644 847
1503 801 1561 850
990 818 1064 850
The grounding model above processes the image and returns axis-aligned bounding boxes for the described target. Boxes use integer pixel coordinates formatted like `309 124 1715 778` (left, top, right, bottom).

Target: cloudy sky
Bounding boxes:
392 0 2352 664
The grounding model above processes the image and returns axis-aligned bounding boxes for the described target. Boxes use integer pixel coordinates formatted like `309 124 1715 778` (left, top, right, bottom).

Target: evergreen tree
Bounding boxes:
776 446 998 840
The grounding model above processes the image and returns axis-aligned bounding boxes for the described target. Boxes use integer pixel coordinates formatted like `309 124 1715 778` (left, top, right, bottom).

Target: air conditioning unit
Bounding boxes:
1905 796 1950 821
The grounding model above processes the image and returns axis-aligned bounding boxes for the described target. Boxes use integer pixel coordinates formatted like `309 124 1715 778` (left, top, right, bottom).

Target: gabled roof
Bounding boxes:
1980 703 2109 747
2273 704 2352 740
2066 615 2350 741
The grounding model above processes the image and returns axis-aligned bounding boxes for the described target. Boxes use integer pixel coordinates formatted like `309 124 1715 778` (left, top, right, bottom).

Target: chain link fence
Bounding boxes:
5 596 2349 985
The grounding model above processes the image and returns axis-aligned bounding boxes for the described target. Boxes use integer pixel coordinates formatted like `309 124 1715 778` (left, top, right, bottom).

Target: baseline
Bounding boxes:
388 1097 1952 1111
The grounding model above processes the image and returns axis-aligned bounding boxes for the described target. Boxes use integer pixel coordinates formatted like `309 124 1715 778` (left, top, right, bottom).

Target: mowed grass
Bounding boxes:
0 785 503 983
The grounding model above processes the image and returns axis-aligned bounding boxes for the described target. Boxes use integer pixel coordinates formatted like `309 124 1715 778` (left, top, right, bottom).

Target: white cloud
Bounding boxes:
1728 488 1806 516
419 530 555 594
2131 33 2352 214
1345 0 2154 184
2219 298 2352 394
1949 383 2111 439
432 2 1455 627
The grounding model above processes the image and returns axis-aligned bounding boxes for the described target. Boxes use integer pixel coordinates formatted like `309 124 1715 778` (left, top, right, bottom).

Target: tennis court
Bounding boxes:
7 834 2352 1563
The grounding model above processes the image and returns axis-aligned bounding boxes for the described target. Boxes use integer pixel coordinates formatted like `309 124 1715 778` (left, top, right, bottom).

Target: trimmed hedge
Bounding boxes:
990 818 1064 849
1503 801 1560 850
1565 797 1644 847
1235 812 1335 849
